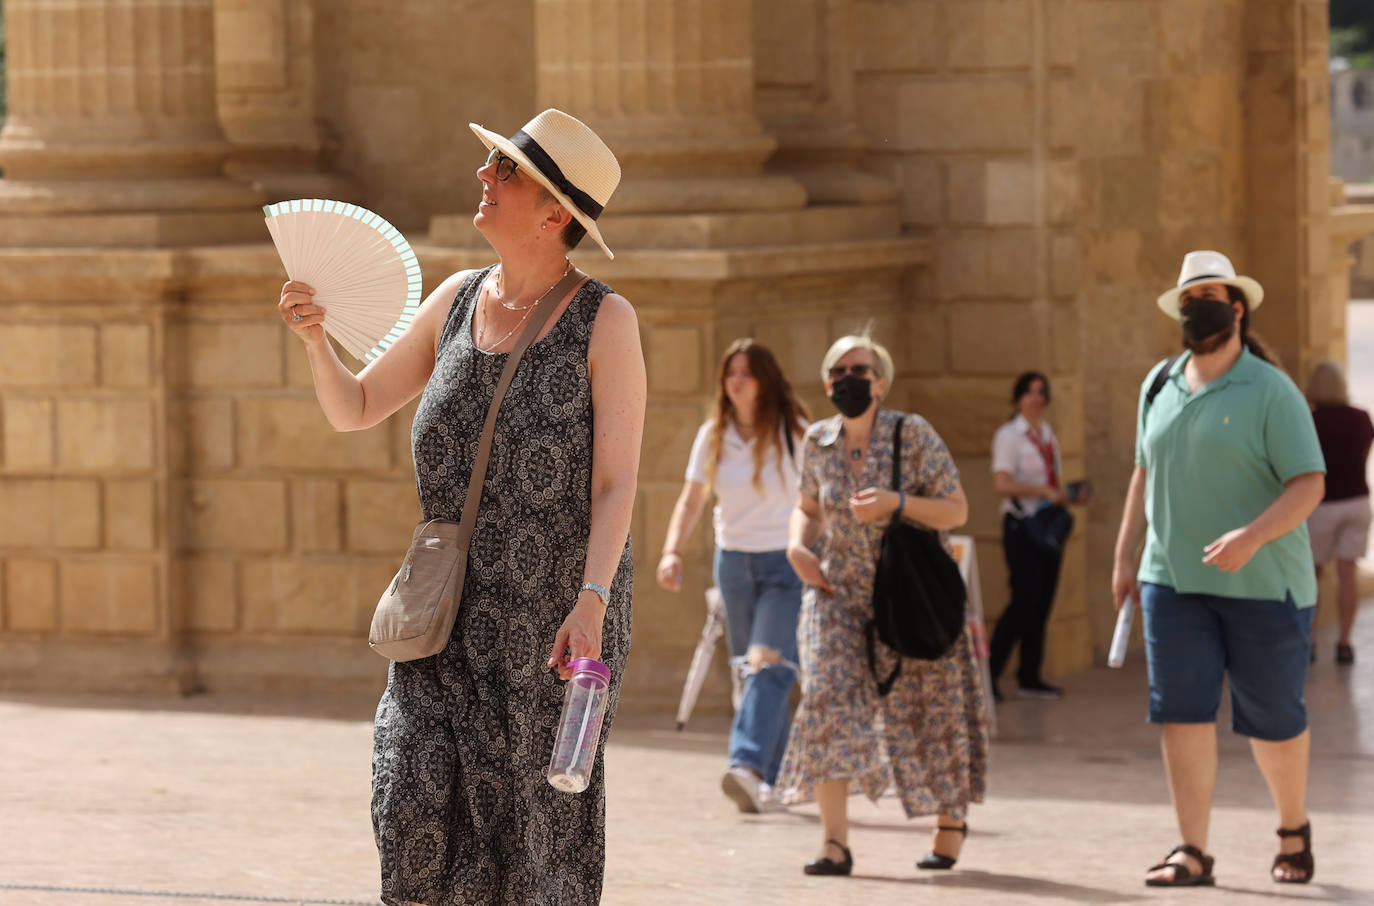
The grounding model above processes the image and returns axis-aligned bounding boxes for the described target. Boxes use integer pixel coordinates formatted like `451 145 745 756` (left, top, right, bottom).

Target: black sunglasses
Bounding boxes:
485 148 519 181
827 364 874 380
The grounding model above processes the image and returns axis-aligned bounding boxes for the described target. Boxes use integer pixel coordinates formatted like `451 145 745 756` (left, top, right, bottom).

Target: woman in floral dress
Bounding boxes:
778 333 990 875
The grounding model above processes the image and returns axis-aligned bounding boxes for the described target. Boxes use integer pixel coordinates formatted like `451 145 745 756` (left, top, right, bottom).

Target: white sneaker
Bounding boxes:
757 780 786 813
721 765 782 813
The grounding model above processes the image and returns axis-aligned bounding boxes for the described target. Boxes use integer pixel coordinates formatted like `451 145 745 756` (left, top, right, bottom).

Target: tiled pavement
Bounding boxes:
2 609 1371 906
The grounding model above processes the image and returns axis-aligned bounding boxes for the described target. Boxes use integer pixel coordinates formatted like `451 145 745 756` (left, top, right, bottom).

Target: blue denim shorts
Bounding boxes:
1140 582 1314 741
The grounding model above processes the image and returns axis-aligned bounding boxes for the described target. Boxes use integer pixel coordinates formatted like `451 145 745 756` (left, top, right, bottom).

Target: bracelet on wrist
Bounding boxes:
579 581 610 608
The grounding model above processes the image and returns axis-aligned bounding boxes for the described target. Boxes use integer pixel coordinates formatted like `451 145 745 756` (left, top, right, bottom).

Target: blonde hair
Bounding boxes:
820 332 895 390
1306 359 1349 408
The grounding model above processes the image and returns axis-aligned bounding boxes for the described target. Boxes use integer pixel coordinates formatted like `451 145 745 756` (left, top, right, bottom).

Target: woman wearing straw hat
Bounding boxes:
1112 251 1325 886
278 109 644 905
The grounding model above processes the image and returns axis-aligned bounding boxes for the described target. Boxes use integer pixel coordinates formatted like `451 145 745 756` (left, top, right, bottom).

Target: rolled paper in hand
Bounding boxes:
1108 598 1134 668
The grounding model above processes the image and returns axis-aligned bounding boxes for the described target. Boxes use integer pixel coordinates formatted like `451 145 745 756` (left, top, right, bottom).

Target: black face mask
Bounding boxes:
829 374 873 418
1179 297 1236 343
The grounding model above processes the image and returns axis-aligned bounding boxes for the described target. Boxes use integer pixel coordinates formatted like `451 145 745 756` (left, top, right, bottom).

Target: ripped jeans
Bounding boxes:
714 548 803 785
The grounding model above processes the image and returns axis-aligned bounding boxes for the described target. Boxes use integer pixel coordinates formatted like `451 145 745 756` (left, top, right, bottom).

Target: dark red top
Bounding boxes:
1311 405 1374 501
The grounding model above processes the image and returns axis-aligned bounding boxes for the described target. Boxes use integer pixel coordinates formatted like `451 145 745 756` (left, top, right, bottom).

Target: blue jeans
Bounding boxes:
714 548 802 784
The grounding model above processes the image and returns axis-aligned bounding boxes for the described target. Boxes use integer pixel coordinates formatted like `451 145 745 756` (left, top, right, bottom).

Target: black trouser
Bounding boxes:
989 512 1064 686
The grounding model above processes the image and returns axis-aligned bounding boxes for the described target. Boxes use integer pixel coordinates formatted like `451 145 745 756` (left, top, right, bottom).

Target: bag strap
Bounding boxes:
1144 355 1180 421
866 621 901 697
889 415 905 527
783 418 795 461
865 413 908 698
454 267 587 543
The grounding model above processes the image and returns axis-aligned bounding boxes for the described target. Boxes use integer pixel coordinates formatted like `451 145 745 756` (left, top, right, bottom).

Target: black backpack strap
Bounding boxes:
865 413 908 697
1144 355 1180 417
865 620 901 697
891 416 905 519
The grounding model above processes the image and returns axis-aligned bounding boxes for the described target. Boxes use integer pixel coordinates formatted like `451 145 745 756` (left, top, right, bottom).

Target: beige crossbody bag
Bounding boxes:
368 267 586 661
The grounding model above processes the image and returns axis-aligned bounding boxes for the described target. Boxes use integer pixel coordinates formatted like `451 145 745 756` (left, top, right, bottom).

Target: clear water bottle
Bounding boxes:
547 657 611 793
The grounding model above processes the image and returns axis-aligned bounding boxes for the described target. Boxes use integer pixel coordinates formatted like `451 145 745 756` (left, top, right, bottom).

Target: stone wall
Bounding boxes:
0 0 1362 708
1332 68 1374 183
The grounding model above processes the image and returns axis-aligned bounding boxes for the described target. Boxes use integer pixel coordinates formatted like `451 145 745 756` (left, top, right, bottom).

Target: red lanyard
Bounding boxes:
1025 426 1058 489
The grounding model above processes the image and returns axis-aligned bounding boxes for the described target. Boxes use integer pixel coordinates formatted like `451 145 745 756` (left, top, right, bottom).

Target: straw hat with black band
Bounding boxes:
470 109 621 260
1156 250 1264 319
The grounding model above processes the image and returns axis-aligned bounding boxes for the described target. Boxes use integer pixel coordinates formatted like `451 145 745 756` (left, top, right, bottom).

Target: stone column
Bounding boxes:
1326 179 1374 363
753 0 896 204
1244 0 1332 381
214 0 353 200
532 0 805 215
0 0 263 247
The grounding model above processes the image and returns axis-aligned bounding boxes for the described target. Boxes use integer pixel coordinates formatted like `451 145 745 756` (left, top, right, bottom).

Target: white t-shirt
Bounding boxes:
685 419 803 552
991 413 1061 518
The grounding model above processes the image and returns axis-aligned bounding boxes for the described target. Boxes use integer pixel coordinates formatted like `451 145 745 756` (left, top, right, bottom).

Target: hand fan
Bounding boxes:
263 199 423 362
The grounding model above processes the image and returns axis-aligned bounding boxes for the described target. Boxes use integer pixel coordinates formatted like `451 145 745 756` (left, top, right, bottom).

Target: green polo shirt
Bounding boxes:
1134 349 1326 606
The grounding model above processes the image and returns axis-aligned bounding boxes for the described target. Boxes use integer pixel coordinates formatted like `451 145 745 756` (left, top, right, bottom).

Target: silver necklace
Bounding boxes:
495 259 572 311
476 263 575 353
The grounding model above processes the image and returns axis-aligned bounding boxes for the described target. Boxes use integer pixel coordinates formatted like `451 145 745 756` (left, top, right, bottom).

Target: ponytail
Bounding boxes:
1228 286 1280 369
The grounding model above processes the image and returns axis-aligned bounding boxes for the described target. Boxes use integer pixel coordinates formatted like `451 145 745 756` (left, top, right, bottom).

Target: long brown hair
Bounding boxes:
706 339 810 493
1228 286 1280 368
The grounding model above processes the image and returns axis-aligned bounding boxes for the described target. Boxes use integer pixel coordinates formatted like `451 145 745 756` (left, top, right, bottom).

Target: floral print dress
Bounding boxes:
775 408 989 819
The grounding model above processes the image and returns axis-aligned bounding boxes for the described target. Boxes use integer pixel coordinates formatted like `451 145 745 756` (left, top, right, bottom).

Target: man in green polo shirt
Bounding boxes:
1112 251 1326 888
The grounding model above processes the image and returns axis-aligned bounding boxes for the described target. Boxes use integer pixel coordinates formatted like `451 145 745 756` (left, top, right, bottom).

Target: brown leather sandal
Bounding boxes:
1273 822 1314 884
1145 843 1216 887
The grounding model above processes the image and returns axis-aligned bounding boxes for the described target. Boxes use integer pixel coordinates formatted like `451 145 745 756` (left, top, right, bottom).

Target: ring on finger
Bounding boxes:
290 307 303 322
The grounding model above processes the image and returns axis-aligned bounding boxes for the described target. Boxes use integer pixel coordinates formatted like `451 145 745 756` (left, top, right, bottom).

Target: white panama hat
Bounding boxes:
470 109 621 259
1156 250 1264 319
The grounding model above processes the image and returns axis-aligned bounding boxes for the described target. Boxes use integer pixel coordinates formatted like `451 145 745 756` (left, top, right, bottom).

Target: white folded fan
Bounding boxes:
263 199 423 362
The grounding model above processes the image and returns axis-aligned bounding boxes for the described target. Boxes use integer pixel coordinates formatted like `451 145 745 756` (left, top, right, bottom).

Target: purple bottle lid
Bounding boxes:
567 657 611 684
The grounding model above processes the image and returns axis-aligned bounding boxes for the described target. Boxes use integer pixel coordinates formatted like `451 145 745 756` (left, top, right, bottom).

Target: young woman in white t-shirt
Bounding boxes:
657 339 810 813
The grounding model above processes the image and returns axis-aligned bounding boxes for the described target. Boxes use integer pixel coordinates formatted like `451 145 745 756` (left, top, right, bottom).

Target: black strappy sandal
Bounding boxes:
916 822 967 870
803 838 853 876
1144 843 1216 887
1273 822 1315 884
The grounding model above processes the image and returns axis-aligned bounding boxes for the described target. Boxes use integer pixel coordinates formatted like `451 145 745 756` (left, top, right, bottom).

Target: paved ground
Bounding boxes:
1 605 1371 906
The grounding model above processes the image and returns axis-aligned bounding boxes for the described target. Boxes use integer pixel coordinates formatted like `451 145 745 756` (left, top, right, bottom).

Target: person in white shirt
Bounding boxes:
657 339 810 812
989 371 1075 701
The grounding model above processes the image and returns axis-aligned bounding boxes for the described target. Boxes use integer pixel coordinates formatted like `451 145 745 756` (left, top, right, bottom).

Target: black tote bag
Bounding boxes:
864 417 968 696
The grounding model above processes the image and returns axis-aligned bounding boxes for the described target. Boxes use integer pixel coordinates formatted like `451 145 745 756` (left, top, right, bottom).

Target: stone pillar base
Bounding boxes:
227 167 358 208
762 118 899 206
430 202 901 251
0 178 267 247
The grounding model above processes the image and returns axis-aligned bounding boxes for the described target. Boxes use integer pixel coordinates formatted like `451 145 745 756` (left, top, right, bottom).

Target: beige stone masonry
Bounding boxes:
2 397 55 470
178 479 289 553
4 558 57 632
0 0 1360 701
61 559 161 635
181 557 238 633
0 0 264 246
213 0 353 200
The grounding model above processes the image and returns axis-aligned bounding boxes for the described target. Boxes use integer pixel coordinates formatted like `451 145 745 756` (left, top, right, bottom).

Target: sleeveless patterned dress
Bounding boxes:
371 266 634 906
